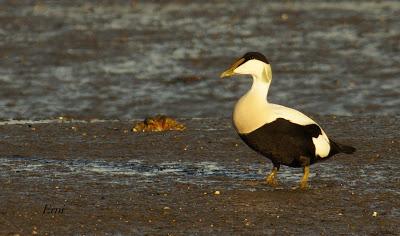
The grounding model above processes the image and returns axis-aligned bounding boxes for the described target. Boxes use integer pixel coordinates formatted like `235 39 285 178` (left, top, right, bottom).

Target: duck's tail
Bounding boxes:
330 139 356 154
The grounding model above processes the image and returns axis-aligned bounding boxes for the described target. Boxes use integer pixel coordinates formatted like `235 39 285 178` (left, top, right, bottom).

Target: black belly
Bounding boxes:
238 118 326 167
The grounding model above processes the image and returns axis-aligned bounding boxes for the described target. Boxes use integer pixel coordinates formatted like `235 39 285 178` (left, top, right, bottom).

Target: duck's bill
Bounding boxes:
220 69 235 78
220 58 245 78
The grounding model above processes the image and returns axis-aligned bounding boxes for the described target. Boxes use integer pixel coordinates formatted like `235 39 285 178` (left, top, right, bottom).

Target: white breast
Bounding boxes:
233 91 270 134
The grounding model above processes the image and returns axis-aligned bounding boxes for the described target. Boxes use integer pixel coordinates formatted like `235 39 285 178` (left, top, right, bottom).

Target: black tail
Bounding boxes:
330 140 356 154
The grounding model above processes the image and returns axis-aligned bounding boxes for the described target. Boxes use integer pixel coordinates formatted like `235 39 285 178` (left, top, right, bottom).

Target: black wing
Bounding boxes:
239 118 323 167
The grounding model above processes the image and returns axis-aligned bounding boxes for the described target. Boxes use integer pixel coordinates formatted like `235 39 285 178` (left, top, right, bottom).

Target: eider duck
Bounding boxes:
220 52 355 189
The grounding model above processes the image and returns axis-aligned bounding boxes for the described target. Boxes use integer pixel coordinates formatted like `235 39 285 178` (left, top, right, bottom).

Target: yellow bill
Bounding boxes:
220 58 245 78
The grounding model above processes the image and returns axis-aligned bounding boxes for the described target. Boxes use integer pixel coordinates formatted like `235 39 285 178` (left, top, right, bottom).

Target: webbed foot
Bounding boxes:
265 166 279 187
299 180 309 190
266 174 278 187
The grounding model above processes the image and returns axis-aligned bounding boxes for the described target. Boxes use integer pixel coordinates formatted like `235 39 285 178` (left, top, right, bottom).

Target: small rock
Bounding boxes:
132 115 186 132
214 190 220 195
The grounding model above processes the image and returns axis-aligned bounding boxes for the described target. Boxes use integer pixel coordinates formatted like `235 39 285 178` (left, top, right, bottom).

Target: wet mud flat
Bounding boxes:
0 116 399 235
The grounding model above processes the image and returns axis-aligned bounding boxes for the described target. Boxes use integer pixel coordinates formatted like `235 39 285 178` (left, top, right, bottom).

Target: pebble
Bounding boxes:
32 226 38 235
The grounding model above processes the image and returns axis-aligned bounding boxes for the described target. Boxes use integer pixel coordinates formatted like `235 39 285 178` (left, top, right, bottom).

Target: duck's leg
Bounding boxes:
300 165 310 190
266 164 280 187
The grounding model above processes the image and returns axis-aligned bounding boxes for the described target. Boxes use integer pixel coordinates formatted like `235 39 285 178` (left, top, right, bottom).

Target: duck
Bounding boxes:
220 52 356 189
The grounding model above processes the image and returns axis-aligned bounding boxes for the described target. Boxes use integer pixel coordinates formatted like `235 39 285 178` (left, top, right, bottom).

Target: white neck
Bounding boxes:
233 72 272 134
249 74 271 102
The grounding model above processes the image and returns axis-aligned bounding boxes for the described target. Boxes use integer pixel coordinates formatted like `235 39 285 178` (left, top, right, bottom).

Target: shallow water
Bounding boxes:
1 155 396 196
0 1 399 119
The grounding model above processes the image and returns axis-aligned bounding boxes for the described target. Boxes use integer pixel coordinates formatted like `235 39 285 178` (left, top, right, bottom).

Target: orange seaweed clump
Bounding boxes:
132 115 186 132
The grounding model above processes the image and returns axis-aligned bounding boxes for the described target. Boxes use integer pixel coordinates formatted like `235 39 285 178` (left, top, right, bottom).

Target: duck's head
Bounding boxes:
220 52 272 82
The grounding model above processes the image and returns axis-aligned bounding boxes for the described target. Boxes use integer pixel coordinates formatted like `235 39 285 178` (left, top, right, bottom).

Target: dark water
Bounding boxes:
0 1 399 119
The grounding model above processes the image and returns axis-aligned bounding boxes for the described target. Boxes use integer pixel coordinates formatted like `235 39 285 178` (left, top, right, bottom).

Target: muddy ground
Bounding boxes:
0 116 399 235
0 1 399 119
